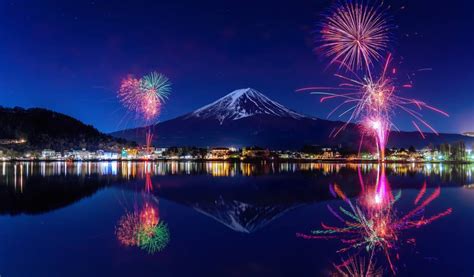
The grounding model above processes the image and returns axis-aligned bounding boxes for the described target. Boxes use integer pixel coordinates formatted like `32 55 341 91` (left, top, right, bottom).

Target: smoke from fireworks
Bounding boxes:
319 1 391 71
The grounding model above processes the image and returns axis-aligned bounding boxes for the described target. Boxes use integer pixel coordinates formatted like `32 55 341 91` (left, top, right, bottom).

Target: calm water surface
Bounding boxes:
0 161 473 276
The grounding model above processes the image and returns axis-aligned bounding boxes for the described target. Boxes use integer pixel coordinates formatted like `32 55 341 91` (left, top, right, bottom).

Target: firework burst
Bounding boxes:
140 72 171 103
298 54 448 161
115 212 141 247
137 221 170 254
118 71 171 152
319 1 392 72
118 76 142 116
118 72 171 122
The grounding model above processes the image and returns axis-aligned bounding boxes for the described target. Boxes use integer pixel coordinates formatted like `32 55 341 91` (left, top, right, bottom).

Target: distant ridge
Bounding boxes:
112 88 474 149
0 106 133 152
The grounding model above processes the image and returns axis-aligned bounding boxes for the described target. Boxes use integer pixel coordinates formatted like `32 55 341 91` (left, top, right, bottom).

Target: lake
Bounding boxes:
0 161 473 276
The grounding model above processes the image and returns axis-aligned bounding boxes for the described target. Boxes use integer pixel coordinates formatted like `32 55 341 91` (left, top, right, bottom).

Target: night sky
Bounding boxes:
0 0 472 133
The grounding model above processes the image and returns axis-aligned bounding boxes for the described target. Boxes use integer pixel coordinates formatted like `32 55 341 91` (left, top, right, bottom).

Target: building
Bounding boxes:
41 149 58 160
153 148 167 158
121 148 138 159
242 147 270 159
66 149 93 160
96 150 119 160
206 147 231 160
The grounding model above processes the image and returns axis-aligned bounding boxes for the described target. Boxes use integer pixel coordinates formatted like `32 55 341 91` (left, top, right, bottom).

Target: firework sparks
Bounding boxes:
298 54 448 161
137 221 170 254
116 202 169 254
297 167 452 274
319 1 391 71
118 72 171 122
116 212 141 247
140 202 159 229
118 76 143 116
140 72 171 104
118 71 171 152
333 255 383 277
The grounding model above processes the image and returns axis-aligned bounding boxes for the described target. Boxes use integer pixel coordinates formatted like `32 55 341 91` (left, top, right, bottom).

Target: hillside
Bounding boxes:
0 106 134 152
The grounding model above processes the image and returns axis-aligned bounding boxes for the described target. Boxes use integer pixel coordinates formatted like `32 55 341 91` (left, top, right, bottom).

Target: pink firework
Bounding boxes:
118 72 171 152
298 54 448 161
118 75 143 116
116 212 141 247
319 1 391 72
118 72 170 123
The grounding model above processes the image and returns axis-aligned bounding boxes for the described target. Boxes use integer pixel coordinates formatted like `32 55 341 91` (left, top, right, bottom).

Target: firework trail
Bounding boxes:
298 54 448 161
318 1 391 72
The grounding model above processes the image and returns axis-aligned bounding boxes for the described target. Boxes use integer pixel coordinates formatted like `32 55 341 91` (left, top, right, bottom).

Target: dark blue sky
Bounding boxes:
0 0 472 133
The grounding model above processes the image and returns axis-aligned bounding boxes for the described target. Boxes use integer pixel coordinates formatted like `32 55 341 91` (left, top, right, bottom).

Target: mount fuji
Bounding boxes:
112 88 473 149
186 88 304 124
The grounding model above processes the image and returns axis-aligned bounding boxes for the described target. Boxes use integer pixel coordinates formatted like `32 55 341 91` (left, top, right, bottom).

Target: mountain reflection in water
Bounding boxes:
0 161 473 276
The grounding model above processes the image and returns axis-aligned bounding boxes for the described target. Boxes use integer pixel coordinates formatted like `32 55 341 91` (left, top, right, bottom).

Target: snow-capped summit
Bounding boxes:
186 88 306 124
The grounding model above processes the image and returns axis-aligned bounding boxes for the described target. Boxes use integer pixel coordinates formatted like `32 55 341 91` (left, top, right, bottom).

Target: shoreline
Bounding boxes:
1 158 472 164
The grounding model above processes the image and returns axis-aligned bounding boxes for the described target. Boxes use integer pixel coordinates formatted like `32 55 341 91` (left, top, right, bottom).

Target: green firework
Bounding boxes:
137 221 170 254
140 71 171 103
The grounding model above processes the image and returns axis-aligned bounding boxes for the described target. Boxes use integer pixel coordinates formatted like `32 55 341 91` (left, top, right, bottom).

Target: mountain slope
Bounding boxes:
0 106 133 152
112 88 474 149
186 88 304 123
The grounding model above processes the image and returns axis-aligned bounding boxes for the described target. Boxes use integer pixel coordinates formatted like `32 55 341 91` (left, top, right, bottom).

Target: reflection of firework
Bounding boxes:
116 212 141 246
299 54 448 160
297 168 452 274
116 199 170 254
140 202 159 229
319 1 391 71
332 255 383 277
138 222 170 254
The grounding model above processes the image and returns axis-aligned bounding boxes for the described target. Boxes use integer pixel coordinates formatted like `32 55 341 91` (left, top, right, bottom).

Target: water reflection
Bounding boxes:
1 161 473 185
0 161 472 275
115 168 170 254
298 165 452 275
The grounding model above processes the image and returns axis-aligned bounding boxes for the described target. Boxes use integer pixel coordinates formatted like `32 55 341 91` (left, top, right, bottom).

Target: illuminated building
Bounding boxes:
242 147 270 160
206 147 232 160
41 149 59 160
